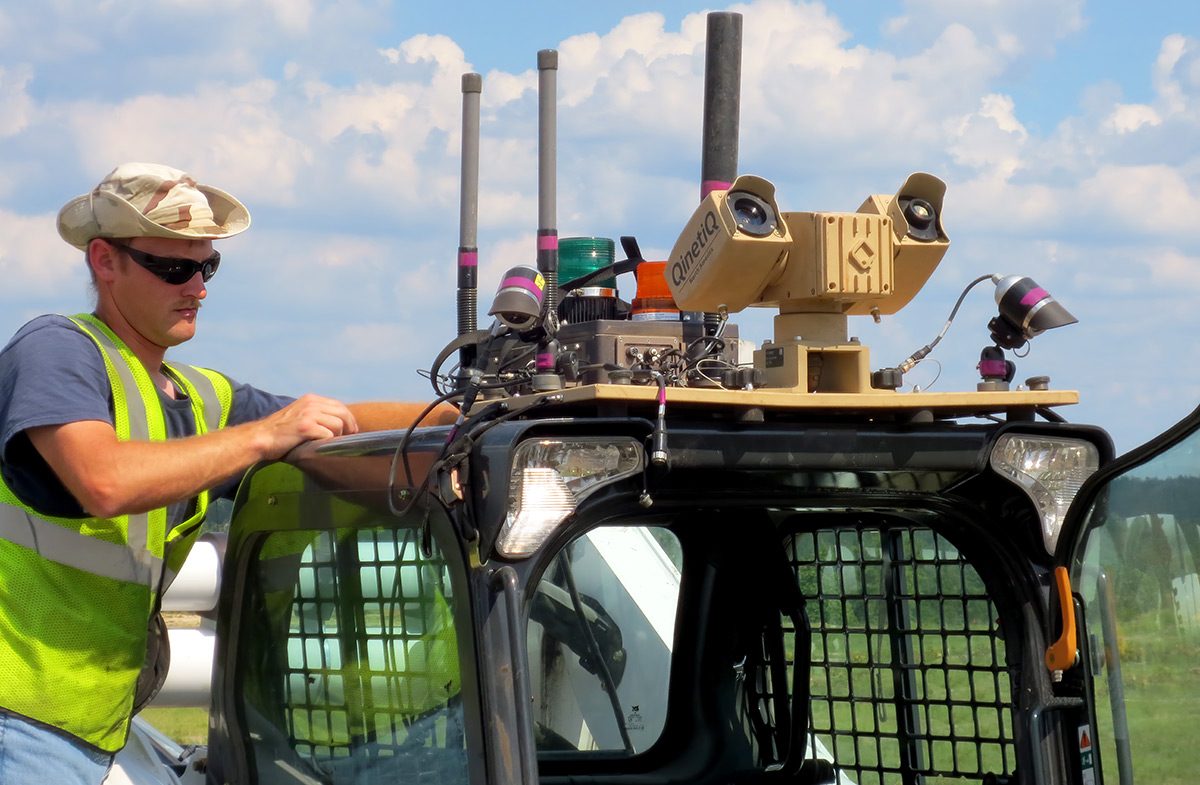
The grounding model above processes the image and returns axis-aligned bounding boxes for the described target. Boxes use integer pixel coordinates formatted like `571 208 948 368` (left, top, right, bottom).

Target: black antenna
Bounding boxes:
700 12 742 201
456 72 482 380
533 49 562 391
699 12 743 338
536 49 559 313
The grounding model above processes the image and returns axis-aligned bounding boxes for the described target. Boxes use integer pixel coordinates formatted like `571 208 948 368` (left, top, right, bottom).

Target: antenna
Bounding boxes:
533 49 562 391
700 12 742 201
456 72 483 380
699 12 743 339
537 49 559 312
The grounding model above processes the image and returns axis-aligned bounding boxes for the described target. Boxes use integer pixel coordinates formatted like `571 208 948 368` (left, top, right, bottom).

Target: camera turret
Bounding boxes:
666 173 951 392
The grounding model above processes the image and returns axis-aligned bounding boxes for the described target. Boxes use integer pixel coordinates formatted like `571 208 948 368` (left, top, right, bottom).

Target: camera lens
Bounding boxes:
899 196 939 241
734 198 764 223
726 192 777 237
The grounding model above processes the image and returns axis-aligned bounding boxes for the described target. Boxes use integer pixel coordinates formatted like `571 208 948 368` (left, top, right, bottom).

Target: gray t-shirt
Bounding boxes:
0 314 294 520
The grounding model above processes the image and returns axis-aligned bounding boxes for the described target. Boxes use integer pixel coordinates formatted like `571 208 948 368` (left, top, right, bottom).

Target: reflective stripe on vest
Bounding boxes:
69 313 163 442
165 362 233 434
0 314 232 751
160 362 232 581
0 503 161 585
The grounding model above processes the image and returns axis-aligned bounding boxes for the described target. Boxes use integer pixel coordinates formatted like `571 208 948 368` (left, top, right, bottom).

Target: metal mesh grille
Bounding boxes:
251 527 464 776
785 526 1016 783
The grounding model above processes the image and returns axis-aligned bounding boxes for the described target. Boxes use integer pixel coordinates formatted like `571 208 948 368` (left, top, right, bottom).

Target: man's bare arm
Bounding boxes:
26 394 358 518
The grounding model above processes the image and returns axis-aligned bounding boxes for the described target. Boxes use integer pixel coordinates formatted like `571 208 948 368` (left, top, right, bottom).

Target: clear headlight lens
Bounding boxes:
990 434 1100 554
496 438 644 558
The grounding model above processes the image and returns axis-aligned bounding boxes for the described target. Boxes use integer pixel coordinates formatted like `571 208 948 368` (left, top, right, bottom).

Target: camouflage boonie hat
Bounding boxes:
57 162 251 251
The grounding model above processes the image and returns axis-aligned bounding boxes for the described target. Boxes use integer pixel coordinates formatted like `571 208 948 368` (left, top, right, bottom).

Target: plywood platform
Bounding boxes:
497 383 1077 419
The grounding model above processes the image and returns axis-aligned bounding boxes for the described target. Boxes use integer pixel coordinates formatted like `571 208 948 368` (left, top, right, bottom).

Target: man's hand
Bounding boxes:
250 394 360 461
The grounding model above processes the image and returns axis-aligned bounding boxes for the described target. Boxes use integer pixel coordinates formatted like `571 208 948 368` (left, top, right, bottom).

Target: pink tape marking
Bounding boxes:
501 276 544 298
457 250 478 267
1020 287 1048 307
701 179 732 199
538 235 558 251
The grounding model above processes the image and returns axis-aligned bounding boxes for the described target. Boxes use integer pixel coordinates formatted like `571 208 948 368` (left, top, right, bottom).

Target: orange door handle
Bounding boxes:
1045 566 1078 673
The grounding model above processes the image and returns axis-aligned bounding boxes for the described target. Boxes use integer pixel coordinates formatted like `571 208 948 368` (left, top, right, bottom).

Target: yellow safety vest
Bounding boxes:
0 313 232 752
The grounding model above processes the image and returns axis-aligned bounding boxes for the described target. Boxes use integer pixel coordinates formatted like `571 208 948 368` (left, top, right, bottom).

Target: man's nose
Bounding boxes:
180 272 207 299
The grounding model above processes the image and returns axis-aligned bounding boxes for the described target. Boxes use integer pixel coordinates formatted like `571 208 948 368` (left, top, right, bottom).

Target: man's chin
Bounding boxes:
165 318 198 345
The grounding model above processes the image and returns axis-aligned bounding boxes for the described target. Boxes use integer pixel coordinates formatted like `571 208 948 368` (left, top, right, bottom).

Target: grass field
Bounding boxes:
1090 614 1200 785
140 613 209 745
138 707 209 745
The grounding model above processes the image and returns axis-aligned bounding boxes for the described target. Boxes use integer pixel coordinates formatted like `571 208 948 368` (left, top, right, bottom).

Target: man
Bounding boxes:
0 163 444 783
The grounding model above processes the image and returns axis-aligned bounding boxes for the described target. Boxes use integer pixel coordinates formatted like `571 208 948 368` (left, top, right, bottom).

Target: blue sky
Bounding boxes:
2 0 1199 456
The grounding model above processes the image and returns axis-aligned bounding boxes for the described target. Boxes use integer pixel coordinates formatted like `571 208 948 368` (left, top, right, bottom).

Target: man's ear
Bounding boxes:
88 239 121 283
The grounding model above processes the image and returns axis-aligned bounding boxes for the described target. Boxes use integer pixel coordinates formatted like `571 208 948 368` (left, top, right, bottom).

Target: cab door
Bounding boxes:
1059 405 1200 785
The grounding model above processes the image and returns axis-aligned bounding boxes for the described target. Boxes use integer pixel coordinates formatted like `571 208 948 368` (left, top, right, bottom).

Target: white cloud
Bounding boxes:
6 3 1194 252
1154 34 1197 114
480 234 539 286
1077 165 1200 237
393 257 450 302
264 0 314 34
12 1 1138 250
384 33 469 71
557 12 697 108
1103 104 1162 134
948 93 1028 177
309 82 418 142
885 0 1084 59
475 67 534 108
949 178 1061 234
329 321 423 363
1147 248 1200 290
0 209 85 299
65 81 311 206
307 235 394 270
0 65 34 138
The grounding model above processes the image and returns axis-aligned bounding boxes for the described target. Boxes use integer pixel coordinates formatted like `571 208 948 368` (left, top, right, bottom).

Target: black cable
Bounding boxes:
387 389 462 517
388 454 459 523
649 371 669 466
559 257 642 292
388 381 533 521
685 330 727 367
897 274 994 373
389 369 529 521
427 330 491 396
442 325 515 448
388 396 555 522
684 334 725 360
451 397 555 457
426 327 537 396
690 357 736 388
497 344 537 373
558 550 635 754
1036 405 1066 423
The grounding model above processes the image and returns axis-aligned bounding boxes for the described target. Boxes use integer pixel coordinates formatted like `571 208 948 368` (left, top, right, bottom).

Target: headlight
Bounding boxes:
989 434 1100 554
496 438 644 558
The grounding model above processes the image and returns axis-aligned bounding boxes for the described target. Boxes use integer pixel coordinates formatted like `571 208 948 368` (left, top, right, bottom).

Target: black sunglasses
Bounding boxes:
111 242 221 285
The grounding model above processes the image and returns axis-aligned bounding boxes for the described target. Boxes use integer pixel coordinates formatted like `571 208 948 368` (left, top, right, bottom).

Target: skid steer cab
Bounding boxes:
137 11 1199 785
191 386 1200 785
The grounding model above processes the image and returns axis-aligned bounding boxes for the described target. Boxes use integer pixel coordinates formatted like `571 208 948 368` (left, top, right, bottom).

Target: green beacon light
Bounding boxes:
558 236 618 323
